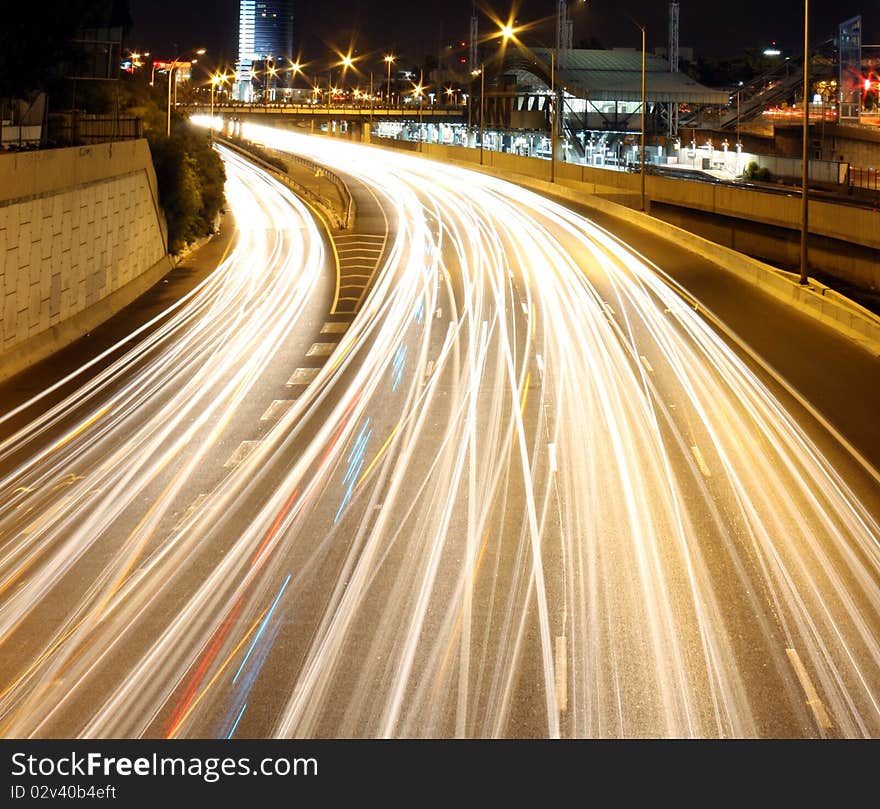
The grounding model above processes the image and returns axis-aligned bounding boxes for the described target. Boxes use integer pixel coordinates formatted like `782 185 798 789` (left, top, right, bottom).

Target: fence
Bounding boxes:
849 166 880 191
48 112 143 147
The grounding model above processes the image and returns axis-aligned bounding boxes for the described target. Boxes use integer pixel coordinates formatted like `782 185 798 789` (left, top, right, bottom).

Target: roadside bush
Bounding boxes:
742 160 773 182
232 139 289 173
148 123 225 253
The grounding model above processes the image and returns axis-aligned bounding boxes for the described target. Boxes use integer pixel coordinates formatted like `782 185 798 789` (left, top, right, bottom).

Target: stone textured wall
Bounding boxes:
0 140 169 378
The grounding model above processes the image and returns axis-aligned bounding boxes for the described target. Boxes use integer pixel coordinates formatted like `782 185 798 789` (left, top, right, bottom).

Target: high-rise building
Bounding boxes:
234 0 294 101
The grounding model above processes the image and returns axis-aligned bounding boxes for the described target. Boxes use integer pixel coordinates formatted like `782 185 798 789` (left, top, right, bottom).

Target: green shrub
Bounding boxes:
741 160 773 182
148 123 225 253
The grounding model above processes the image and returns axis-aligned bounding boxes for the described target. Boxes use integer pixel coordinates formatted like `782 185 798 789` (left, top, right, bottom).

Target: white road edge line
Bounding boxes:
555 636 568 714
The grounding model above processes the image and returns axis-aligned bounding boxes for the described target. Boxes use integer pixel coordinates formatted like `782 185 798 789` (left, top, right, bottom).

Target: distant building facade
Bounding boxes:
234 0 294 101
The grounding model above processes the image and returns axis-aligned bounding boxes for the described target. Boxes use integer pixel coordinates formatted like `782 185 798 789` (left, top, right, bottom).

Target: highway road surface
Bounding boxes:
1 125 879 739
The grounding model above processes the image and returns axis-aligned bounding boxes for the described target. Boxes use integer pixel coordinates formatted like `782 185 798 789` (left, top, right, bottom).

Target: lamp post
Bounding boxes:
472 66 485 164
210 73 220 139
414 72 425 151
384 54 395 107
289 60 303 103
327 70 332 114
800 0 810 285
166 48 205 137
166 58 181 137
550 50 556 182
639 22 647 212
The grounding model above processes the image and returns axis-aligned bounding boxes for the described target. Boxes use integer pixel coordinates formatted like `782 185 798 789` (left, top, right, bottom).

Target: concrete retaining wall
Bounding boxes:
0 140 170 382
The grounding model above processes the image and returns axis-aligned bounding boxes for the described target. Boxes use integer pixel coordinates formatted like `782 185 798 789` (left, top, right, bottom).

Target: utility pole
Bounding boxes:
668 1 679 138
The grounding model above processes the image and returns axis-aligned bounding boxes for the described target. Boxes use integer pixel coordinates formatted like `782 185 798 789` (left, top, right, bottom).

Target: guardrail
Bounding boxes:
284 150 354 228
216 134 353 229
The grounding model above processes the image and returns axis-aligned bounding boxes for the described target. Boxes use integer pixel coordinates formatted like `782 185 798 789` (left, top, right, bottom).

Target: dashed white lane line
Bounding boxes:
555 636 568 714
174 493 210 530
548 443 558 474
260 400 295 422
690 445 711 477
536 353 544 379
224 440 260 470
285 368 320 387
786 647 833 731
306 342 336 357
640 355 655 374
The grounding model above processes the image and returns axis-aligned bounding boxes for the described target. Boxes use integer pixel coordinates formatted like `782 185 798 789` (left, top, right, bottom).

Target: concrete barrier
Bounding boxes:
0 140 171 382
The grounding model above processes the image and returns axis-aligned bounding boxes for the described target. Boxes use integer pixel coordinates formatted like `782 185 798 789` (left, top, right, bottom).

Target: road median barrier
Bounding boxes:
216 135 354 230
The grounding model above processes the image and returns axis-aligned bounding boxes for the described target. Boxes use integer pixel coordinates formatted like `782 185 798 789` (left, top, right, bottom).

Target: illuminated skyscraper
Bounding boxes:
234 0 294 101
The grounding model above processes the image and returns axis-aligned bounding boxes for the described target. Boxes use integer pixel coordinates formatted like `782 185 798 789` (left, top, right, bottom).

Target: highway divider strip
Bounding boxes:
215 135 354 230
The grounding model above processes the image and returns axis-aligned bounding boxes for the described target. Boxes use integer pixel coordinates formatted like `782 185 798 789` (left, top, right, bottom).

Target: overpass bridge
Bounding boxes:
188 102 466 125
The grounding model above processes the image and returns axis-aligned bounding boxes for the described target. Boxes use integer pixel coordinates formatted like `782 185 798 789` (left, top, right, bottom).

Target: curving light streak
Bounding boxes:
0 122 878 739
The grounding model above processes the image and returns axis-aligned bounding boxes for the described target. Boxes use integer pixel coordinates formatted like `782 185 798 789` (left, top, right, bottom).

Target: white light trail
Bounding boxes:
0 123 878 739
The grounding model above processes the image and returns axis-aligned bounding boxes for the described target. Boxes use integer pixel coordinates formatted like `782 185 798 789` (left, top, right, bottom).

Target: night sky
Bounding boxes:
128 0 878 68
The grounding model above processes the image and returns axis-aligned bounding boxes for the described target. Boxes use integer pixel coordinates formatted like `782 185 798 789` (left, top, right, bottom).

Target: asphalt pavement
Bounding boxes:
1 130 879 739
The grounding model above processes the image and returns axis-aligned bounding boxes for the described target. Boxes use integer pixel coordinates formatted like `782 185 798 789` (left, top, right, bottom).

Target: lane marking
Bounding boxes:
285 368 320 387
555 636 568 714
520 372 531 415
690 445 711 477
224 440 260 470
786 647 833 731
260 400 294 422
174 493 210 530
306 342 336 357
520 300 529 316
536 353 545 379
435 307 442 319
640 355 655 374
320 322 349 335
548 443 558 474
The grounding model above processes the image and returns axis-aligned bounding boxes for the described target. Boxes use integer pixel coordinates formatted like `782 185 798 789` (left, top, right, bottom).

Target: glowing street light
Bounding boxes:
472 67 485 164
209 72 230 139
166 49 206 136
384 54 395 106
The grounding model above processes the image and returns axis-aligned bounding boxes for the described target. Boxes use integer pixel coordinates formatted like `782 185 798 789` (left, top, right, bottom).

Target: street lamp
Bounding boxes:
165 48 206 136
413 73 425 150
638 22 647 212
209 72 228 140
472 67 485 163
800 0 810 285
471 22 516 166
384 54 395 107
